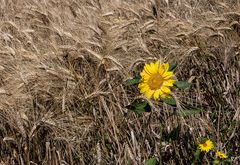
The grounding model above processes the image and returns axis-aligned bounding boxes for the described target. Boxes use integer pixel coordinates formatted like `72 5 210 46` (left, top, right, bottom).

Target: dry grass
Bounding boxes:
0 0 239 164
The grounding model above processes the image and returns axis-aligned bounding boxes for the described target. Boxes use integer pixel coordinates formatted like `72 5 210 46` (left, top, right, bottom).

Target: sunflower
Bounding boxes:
138 60 176 100
198 139 214 152
215 151 228 159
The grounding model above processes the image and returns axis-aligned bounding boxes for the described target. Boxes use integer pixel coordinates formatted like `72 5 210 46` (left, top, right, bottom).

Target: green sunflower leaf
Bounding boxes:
223 159 233 164
123 76 141 86
144 157 158 165
168 63 177 71
174 81 191 89
126 101 151 115
162 97 176 106
193 149 201 164
179 108 202 117
213 159 220 165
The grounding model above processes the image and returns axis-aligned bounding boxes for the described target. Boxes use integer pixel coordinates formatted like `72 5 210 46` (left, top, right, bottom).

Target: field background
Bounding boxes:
0 0 239 164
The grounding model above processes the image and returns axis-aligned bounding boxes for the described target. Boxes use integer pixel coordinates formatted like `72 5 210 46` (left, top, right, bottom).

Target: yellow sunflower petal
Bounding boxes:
143 64 149 73
153 89 161 100
158 63 169 74
163 80 174 86
150 62 159 74
139 84 150 93
140 71 150 80
144 64 155 74
145 90 154 99
161 86 171 94
138 83 145 88
166 79 176 84
163 71 174 79
160 92 168 98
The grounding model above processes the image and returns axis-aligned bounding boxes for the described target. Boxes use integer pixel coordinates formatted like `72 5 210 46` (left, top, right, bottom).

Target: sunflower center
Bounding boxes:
202 142 207 147
148 73 164 90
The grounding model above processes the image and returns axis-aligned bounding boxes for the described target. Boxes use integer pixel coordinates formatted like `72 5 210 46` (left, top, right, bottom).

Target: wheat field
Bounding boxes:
0 0 239 164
